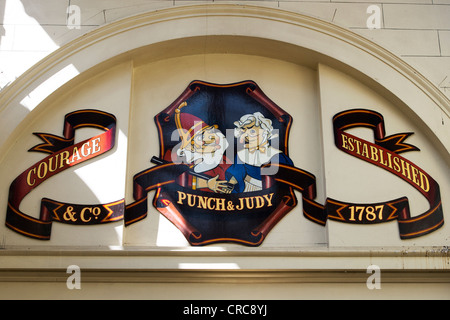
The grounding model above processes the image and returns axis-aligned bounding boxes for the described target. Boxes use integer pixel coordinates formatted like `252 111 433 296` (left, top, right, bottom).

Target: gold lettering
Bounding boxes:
379 149 388 168
349 205 384 222
26 168 36 186
92 137 101 154
21 140 103 190
255 196 264 209
216 198 226 211
187 193 195 207
361 143 369 158
60 150 70 168
177 191 186 204
341 134 349 150
400 159 411 180
63 206 77 222
354 139 362 155
236 198 245 210
70 146 82 164
80 207 92 223
80 142 91 157
174 192 279 212
197 195 208 209
419 171 430 192
386 152 393 169
348 137 354 152
48 155 59 172
411 166 420 186
369 145 379 162
37 161 48 179
207 197 215 210
393 156 401 172
245 197 254 209
263 193 274 207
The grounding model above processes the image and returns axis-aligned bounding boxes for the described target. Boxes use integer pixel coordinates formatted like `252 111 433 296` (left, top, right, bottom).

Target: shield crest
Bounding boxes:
126 80 299 246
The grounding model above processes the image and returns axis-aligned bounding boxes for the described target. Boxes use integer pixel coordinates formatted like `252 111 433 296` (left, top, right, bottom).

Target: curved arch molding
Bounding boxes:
0 4 448 158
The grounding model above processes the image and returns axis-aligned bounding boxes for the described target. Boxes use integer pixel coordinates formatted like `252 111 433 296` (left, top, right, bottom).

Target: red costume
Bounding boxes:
163 150 230 192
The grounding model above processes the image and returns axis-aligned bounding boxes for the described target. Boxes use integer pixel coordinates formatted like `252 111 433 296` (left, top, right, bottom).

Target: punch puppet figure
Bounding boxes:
226 112 294 193
164 102 233 193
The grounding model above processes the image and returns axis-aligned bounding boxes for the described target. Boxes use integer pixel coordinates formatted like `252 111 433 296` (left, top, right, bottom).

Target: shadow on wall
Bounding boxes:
0 1 5 42
18 0 174 47
0 1 5 87
18 0 96 47
0 0 168 91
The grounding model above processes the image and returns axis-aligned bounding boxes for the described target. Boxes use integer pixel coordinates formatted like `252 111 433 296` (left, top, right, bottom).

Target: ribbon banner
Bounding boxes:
269 109 443 239
5 109 124 240
331 109 443 238
125 157 297 246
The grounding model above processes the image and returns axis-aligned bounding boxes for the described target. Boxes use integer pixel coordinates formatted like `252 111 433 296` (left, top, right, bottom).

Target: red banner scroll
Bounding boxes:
5 109 124 240
332 109 443 238
269 109 444 239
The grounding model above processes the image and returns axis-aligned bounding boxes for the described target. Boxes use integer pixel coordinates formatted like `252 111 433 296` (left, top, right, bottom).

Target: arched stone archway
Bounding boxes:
0 4 448 155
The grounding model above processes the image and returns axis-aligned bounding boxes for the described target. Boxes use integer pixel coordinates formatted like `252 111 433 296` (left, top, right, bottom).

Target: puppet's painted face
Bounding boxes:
239 122 266 150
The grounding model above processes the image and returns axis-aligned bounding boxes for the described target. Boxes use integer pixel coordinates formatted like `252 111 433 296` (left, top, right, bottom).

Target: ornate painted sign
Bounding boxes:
4 81 444 244
125 80 297 245
124 80 444 245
